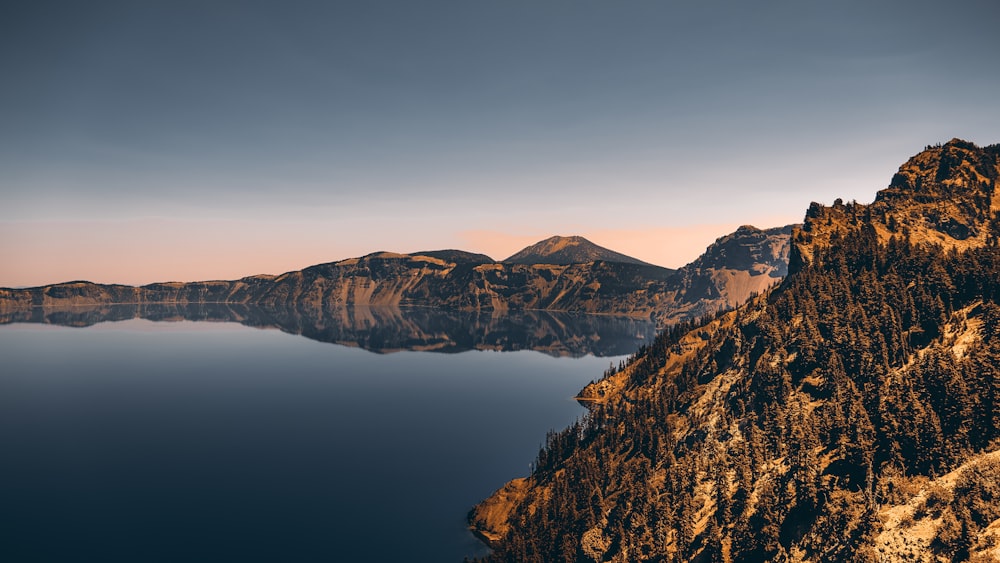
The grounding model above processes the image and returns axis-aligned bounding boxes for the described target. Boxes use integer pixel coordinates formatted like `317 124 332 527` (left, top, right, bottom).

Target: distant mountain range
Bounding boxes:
0 228 794 326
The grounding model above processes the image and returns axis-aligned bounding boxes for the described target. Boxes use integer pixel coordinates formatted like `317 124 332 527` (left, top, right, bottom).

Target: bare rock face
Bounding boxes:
663 224 793 323
684 225 791 276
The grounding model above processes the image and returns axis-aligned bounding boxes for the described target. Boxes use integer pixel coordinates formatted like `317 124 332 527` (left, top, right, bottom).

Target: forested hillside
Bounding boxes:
470 139 1000 562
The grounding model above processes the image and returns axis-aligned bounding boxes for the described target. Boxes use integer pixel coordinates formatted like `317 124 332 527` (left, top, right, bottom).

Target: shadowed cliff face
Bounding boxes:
665 224 793 320
0 303 657 358
0 227 794 327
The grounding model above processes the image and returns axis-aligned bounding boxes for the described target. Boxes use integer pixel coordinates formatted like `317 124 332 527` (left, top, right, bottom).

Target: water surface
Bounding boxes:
0 309 651 562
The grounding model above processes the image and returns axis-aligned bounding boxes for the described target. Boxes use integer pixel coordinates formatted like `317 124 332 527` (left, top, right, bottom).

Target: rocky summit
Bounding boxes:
503 235 656 266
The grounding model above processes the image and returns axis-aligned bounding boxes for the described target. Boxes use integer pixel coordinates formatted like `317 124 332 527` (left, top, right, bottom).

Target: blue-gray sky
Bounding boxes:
2 0 999 285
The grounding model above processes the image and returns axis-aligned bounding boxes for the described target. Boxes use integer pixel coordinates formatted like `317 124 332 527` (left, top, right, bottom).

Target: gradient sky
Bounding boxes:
2 0 999 286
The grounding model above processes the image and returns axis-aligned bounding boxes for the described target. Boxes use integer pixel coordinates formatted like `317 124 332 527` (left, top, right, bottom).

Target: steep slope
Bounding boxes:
470 139 1000 562
504 235 656 266
874 450 1000 562
0 229 794 326
658 224 793 323
683 225 791 277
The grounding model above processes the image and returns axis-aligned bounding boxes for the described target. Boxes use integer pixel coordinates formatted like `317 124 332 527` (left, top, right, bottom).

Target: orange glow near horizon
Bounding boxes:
0 218 345 287
0 217 789 288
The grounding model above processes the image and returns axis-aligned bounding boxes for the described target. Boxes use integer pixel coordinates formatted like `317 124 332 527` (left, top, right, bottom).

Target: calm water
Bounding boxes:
0 309 651 562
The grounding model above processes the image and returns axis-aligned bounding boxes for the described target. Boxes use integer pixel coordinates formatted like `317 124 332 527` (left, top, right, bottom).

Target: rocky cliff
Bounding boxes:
470 139 1000 562
659 224 792 323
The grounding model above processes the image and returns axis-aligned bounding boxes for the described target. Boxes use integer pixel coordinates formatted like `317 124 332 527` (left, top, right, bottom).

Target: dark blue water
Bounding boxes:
0 316 641 562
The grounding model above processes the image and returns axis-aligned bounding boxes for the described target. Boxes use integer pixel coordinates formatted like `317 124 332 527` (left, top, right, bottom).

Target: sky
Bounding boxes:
2 0 999 287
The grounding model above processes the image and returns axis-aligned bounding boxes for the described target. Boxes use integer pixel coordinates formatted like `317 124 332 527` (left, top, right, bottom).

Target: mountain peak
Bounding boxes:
685 224 795 276
794 139 999 272
882 139 998 199
503 235 654 266
734 224 763 235
945 137 978 149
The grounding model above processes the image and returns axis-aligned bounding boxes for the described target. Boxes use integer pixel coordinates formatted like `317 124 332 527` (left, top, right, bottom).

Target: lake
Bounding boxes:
0 306 655 562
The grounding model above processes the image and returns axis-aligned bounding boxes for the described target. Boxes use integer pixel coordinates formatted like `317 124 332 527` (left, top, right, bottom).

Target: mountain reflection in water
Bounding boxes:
1 304 657 357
